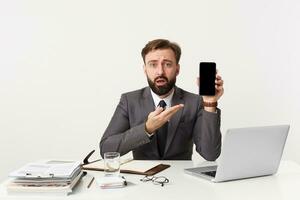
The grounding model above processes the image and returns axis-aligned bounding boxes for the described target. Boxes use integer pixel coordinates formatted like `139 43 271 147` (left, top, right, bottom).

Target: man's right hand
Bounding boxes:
145 104 184 134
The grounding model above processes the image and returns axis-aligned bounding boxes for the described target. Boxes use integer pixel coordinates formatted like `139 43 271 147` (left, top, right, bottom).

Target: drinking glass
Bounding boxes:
104 152 120 177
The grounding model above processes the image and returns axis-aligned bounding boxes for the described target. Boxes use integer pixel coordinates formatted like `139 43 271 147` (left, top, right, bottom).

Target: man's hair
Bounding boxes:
141 39 181 64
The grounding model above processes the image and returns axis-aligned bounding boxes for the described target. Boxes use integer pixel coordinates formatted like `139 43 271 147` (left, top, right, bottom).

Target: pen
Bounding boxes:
87 177 95 189
121 158 133 165
122 176 127 186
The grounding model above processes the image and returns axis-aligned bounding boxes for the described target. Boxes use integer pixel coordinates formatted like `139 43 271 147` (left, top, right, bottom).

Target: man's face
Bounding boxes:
143 49 180 96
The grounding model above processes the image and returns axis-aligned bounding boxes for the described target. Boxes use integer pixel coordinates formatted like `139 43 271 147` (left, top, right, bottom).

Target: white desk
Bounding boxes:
1 160 300 200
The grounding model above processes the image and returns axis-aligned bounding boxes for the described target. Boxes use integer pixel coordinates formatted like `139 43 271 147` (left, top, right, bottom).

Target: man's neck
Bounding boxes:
158 87 175 99
150 87 175 109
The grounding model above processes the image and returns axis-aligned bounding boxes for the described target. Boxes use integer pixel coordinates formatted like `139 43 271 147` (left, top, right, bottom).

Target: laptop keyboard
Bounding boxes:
202 171 216 177
186 165 218 178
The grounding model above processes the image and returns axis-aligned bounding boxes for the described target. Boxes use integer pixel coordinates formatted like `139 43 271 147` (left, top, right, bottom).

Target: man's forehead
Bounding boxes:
145 49 176 61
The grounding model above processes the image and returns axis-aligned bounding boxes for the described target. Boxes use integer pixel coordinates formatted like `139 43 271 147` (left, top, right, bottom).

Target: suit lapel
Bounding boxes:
142 87 160 158
142 87 155 119
164 87 184 155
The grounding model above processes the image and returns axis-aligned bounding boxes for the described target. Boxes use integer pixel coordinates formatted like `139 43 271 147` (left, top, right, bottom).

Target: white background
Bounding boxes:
0 0 299 181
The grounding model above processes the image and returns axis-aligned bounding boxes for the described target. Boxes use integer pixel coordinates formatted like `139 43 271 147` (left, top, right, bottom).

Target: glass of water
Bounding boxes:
104 152 120 177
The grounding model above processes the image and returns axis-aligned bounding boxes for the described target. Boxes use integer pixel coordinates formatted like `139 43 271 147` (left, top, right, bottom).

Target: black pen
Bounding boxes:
87 177 95 188
122 176 127 186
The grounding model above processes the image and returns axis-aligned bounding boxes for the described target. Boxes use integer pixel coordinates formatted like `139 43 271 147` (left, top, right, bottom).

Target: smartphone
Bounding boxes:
199 62 216 96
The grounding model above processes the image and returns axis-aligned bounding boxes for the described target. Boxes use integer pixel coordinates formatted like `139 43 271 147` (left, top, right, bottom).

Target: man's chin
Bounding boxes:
147 76 176 96
153 86 172 96
155 83 167 88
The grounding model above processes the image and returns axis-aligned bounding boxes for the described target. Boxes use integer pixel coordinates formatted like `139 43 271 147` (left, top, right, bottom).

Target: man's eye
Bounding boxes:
165 63 172 67
149 63 157 67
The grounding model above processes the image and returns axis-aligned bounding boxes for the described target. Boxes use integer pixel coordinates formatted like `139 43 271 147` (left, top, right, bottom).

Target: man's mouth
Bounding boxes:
155 77 168 86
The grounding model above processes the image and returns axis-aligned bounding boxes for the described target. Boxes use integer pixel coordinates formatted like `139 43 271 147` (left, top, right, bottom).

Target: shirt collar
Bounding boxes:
150 88 174 109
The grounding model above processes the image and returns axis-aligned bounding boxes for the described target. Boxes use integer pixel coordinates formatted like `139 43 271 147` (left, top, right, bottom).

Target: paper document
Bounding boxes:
9 160 81 178
6 171 83 196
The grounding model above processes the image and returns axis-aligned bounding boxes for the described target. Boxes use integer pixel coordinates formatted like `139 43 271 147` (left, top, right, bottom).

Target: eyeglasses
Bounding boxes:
140 175 169 186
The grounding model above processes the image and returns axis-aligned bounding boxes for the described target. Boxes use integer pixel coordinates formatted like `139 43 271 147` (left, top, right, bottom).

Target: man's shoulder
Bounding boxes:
121 86 201 102
122 87 149 98
176 87 201 101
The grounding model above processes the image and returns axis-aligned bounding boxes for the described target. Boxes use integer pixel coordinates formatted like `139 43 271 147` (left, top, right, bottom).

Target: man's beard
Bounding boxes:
147 75 176 96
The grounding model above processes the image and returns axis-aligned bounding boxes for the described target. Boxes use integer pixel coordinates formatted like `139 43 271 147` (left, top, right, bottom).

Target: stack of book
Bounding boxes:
6 160 83 196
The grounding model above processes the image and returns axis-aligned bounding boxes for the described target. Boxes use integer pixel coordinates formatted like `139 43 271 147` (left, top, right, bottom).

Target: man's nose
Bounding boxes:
156 63 165 75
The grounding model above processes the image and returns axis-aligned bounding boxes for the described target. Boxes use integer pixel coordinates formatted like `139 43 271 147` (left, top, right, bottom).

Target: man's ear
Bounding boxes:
176 64 180 75
143 65 147 75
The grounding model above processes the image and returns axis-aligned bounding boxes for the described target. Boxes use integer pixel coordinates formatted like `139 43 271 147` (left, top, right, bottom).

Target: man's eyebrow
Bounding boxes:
147 60 158 64
147 59 174 65
147 59 173 63
163 59 173 63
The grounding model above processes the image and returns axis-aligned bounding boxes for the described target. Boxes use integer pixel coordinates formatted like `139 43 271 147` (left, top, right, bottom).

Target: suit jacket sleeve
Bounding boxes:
99 94 151 158
193 99 222 161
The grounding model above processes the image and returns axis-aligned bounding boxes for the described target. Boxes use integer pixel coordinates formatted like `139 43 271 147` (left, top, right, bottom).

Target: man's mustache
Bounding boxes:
154 76 168 82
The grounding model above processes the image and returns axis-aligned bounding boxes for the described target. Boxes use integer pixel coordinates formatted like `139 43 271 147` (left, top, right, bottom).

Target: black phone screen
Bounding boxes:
199 62 216 96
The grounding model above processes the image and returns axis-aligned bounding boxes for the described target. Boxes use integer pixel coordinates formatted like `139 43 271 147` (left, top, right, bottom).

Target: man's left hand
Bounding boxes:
202 73 224 103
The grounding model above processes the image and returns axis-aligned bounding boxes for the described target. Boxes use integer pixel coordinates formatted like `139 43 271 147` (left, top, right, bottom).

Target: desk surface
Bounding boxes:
1 160 300 200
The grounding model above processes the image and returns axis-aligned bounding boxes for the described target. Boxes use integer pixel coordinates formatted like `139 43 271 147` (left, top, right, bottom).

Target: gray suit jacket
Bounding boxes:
100 86 221 160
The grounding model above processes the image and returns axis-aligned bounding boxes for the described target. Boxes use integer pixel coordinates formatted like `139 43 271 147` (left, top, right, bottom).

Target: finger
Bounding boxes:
162 104 184 119
215 81 224 88
215 79 223 86
169 104 184 112
215 85 224 94
161 104 183 116
216 84 224 90
154 106 164 115
149 106 164 118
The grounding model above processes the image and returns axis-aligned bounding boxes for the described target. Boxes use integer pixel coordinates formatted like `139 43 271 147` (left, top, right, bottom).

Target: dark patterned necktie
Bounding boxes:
157 100 168 158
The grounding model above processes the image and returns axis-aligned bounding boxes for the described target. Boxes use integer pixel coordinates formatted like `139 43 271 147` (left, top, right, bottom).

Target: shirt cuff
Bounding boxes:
144 128 154 137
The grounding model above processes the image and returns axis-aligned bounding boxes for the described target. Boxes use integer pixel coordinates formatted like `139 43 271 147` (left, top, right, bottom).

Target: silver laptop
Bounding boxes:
184 125 290 182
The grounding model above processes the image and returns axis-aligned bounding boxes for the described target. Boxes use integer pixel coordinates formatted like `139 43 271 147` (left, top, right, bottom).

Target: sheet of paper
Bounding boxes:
9 160 81 178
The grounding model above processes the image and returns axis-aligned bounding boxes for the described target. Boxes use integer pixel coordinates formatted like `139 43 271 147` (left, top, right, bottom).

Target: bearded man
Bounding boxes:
100 39 224 160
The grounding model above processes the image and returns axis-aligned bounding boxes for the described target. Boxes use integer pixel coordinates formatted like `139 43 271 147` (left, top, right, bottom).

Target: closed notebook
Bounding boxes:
82 160 170 176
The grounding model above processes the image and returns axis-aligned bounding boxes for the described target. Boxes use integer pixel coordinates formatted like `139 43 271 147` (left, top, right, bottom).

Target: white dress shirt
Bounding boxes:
150 88 174 109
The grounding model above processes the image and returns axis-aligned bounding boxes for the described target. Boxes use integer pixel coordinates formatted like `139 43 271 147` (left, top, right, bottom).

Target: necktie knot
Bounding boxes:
158 100 167 109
